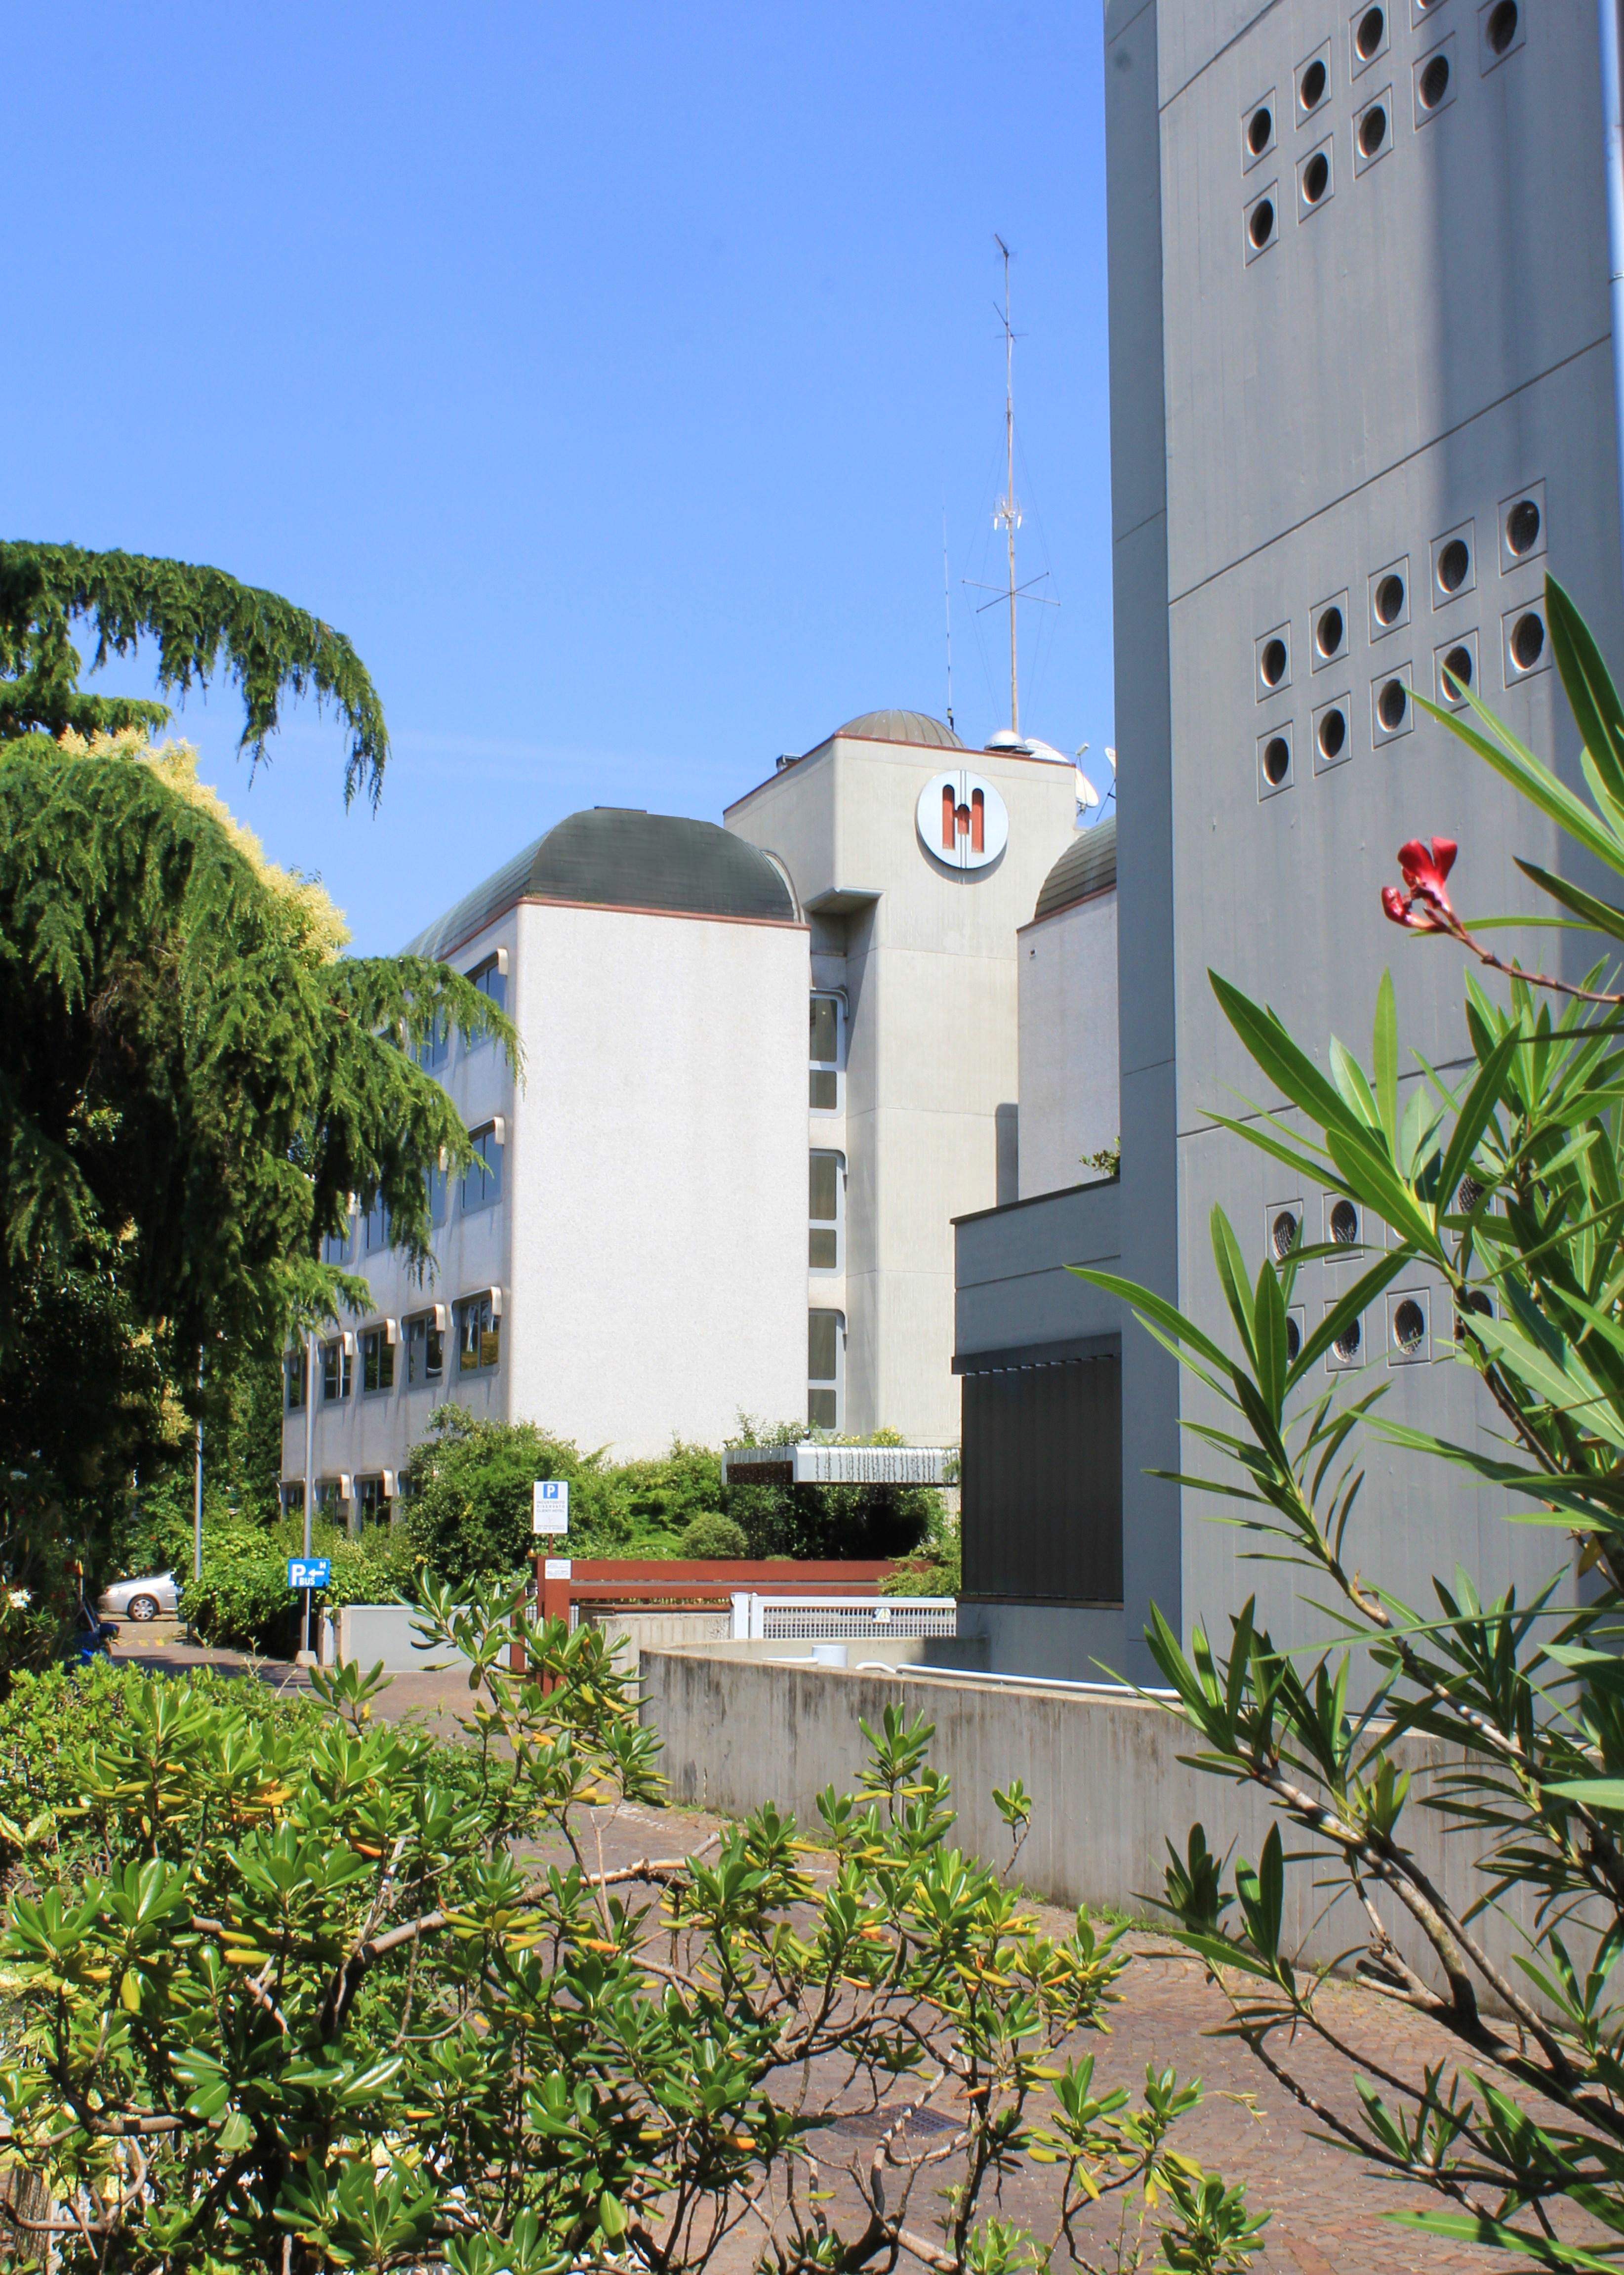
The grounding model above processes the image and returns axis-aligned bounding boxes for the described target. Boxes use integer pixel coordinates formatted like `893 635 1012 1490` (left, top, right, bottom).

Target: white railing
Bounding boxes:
730 1593 956 1641
722 1445 955 1487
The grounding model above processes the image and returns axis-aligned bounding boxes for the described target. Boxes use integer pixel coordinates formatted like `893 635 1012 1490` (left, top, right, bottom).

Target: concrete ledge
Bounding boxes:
638 1648 1549 1987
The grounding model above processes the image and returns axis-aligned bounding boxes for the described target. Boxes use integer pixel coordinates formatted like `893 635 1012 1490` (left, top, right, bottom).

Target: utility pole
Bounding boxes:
299 1326 318 1665
193 1347 204 1583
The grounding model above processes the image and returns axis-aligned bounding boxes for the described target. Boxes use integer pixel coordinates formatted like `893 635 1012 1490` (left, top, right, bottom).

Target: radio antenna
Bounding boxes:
994 234 1019 737
942 503 954 733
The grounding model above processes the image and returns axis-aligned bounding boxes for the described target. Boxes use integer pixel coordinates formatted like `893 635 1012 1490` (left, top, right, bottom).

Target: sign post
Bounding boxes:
288 1557 330 1668
530 1481 570 1686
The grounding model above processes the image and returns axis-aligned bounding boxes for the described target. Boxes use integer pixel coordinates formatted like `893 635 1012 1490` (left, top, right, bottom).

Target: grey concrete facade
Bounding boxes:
950 2 1624 1686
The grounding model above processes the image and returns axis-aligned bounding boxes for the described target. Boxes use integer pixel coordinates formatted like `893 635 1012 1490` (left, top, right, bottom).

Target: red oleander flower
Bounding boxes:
1384 838 1461 932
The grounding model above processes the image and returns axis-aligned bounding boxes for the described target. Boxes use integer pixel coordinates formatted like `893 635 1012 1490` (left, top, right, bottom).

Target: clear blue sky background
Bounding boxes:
21 3 1111 952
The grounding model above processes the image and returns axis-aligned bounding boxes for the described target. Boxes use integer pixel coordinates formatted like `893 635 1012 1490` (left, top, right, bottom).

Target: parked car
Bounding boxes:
96 1570 179 1622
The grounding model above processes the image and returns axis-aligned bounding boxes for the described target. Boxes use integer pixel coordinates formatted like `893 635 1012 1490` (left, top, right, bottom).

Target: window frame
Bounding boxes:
355 1474 392 1531
465 951 509 1040
404 1311 446 1390
810 991 845 1115
360 1324 396 1396
809 1149 845 1274
362 1197 390 1255
808 1307 845 1433
455 1291 501 1375
460 1121 504 1214
284 1349 308 1412
321 1338 354 1404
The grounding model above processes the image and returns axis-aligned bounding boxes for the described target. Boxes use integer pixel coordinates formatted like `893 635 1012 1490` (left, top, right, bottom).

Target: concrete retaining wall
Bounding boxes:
639 1650 1547 1987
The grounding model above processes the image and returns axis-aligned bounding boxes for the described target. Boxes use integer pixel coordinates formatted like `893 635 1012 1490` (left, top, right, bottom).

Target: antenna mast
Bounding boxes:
994 234 1020 738
942 504 954 733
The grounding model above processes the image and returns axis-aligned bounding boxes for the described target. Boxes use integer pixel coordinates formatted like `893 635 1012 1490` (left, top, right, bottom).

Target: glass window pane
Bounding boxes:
810 996 837 1064
810 1068 838 1110
427 1325 444 1378
809 1228 837 1269
808 1387 838 1430
809 1153 839 1221
808 1309 839 1382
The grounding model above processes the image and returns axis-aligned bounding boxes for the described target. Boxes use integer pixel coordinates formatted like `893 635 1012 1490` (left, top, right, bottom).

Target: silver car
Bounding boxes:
96 1570 179 1623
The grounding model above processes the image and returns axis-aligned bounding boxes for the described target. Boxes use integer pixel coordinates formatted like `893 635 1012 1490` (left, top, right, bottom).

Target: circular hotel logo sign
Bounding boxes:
917 769 1009 871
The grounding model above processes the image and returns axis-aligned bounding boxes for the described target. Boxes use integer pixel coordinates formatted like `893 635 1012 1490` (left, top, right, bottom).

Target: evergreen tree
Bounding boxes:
0 547 515 1646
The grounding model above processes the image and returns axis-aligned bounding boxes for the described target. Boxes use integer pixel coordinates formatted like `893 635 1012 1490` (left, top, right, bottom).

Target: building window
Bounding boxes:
322 1212 354 1267
467 953 508 1026
405 1312 444 1389
322 1339 353 1403
808 1308 844 1432
426 1163 449 1228
461 1122 504 1212
280 1482 305 1521
284 1349 308 1411
810 993 843 1112
456 1293 501 1374
362 1197 390 1254
415 1014 449 1073
361 1325 396 1395
316 1479 349 1524
355 1475 391 1531
810 1150 844 1272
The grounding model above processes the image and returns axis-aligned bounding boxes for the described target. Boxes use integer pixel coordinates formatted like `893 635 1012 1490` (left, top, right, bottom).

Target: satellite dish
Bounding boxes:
1074 768 1100 809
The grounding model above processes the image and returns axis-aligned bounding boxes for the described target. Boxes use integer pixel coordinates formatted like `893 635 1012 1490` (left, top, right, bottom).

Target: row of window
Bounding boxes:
321 1125 504 1266
280 1475 406 1534
414 953 508 1073
284 1295 501 1411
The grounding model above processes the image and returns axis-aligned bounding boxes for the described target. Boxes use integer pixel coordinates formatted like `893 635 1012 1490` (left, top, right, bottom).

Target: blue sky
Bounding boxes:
22 3 1111 952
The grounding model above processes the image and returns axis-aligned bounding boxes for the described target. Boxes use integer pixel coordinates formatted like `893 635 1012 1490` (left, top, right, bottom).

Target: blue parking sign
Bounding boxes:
287 1558 331 1591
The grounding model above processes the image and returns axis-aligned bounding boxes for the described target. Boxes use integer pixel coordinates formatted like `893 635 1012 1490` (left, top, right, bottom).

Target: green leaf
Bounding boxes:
1068 1268 1234 1375
1210 973 1361 1135
1511 859 1624 947
1372 970 1398 1153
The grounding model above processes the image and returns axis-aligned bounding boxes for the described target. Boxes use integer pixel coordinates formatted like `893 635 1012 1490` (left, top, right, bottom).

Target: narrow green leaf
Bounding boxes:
1211 1206 1260 1365
1510 858 1624 947
1210 972 1363 1135
1372 970 1398 1153
1068 1268 1234 1375
1549 571 1624 814
1286 1250 1410 1391
1433 1031 1519 1240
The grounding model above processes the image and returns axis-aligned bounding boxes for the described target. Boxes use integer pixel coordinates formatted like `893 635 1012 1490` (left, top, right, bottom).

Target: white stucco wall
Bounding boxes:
1017 888 1120 1200
505 898 807 1456
282 893 807 1496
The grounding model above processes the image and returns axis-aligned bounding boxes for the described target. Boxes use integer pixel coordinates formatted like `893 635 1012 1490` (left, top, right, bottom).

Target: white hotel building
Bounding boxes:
282 710 1092 1523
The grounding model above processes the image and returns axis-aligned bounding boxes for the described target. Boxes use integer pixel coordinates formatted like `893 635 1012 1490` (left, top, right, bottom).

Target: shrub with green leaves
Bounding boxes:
180 1520 419 1650
0 1592 1264 2274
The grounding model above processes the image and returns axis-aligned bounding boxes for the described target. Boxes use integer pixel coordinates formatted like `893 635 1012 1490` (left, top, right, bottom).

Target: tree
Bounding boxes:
0 541 387 805
1085 576 1624 2266
0 547 516 1649
0 1592 1265 2275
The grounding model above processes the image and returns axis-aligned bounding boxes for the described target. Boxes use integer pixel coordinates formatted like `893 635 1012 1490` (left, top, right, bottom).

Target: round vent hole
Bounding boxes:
1249 199 1276 249
1302 152 1330 204
1511 613 1545 671
1358 105 1387 157
1247 105 1272 155
1393 1299 1426 1354
1487 1 1517 55
1285 1315 1302 1363
1419 53 1450 109
1262 736 1291 786
1375 573 1405 625
1260 635 1288 685
1356 7 1384 60
1315 604 1344 656
1437 538 1469 593
1334 1318 1363 1362
1330 1199 1359 1245
1506 497 1541 556
1300 58 1327 109
1457 1173 1483 1213
1318 707 1347 760
1271 1209 1300 1261
1442 644 1473 697
1378 678 1408 732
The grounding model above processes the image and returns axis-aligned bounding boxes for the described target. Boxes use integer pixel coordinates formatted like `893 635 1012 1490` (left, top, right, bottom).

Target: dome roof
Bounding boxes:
1034 815 1117 922
404 809 795 959
835 709 966 750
